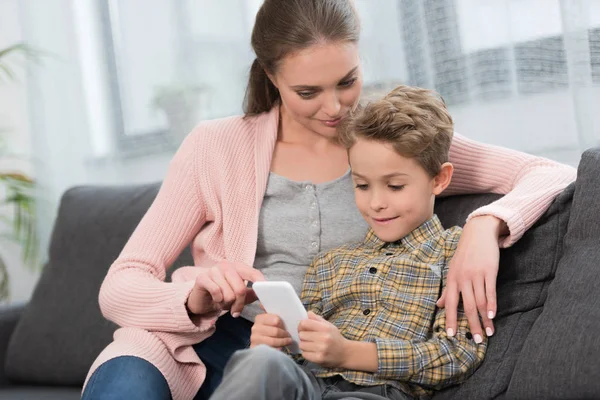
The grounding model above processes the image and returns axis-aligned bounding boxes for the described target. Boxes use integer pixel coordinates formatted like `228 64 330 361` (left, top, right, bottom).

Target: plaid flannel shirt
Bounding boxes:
299 215 487 399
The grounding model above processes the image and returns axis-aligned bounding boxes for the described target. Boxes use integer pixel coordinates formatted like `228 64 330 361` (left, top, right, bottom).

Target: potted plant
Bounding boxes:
152 83 211 143
0 43 39 301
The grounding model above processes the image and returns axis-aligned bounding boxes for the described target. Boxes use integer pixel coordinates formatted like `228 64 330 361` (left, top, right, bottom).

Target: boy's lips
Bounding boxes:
371 216 399 225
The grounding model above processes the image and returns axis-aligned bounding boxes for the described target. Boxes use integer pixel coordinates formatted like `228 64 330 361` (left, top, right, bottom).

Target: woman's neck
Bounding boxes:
278 104 338 150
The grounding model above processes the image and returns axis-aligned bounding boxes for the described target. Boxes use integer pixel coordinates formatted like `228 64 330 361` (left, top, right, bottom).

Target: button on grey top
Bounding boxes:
243 169 369 320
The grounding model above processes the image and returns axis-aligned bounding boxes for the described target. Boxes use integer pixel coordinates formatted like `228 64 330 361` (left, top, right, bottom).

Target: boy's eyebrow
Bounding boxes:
352 172 409 179
290 66 359 90
382 172 409 178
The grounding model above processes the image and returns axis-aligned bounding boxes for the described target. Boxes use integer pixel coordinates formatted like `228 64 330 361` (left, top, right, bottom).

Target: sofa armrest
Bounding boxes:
0 303 26 387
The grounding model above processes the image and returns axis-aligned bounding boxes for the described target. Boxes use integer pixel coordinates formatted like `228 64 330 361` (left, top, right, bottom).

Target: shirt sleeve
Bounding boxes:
373 308 486 389
373 227 485 389
445 132 576 247
300 253 331 316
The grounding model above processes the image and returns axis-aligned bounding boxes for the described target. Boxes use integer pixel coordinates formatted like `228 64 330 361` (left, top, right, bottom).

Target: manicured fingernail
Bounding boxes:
447 328 454 337
474 334 483 344
486 327 494 337
488 311 495 319
232 312 240 318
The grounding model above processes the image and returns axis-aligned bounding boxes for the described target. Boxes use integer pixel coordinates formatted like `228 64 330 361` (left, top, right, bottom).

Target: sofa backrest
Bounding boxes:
3 156 583 394
506 148 600 399
431 182 574 399
4 183 193 386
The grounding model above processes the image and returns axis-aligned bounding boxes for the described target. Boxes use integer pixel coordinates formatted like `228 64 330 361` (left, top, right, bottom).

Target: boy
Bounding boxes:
211 85 487 400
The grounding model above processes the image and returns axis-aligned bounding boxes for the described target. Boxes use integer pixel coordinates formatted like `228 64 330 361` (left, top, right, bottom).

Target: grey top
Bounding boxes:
242 170 369 320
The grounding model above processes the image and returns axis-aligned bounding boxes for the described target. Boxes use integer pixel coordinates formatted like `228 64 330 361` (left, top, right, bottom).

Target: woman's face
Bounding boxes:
269 41 362 139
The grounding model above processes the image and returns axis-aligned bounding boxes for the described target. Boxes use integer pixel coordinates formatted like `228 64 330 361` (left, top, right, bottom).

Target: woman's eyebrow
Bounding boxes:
289 66 359 90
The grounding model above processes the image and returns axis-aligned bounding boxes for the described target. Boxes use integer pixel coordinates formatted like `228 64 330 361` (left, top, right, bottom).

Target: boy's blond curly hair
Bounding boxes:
340 85 454 177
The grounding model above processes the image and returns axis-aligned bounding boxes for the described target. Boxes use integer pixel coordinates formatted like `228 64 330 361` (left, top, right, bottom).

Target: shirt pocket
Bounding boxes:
379 260 441 335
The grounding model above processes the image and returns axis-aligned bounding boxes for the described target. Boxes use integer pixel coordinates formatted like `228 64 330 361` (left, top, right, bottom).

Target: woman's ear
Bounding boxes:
266 72 278 90
432 162 454 196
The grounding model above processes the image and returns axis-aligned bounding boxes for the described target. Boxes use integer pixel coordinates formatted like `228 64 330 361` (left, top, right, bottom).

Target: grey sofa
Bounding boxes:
0 148 597 400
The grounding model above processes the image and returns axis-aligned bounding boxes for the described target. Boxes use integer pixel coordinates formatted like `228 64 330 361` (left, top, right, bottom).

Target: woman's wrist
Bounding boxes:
468 215 509 240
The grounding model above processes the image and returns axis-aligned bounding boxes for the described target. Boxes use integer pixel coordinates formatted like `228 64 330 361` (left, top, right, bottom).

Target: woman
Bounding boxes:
82 1 576 399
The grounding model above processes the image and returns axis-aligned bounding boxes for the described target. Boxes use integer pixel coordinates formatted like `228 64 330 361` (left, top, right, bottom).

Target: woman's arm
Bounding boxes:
441 136 576 340
445 133 576 247
98 131 213 334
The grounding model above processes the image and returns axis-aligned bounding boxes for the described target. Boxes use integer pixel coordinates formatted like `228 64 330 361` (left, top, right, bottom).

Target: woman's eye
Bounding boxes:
339 78 357 88
298 92 315 99
355 184 368 191
389 185 405 191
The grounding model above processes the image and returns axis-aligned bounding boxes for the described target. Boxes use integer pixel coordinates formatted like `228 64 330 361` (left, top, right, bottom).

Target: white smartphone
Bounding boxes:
252 281 308 354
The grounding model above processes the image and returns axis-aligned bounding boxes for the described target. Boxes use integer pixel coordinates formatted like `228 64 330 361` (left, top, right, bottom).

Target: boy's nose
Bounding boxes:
369 194 387 211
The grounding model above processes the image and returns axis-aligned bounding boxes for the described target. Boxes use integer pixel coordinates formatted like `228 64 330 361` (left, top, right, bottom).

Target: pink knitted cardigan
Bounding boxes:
84 106 576 400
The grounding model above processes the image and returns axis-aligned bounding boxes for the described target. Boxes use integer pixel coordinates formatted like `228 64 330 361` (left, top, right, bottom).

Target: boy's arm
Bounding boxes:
290 253 332 360
367 307 486 389
338 303 485 388
300 251 336 316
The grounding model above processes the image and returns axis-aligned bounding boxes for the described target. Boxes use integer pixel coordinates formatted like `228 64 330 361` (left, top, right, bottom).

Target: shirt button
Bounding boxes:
369 267 377 274
311 241 318 248
363 309 371 316
312 221 318 228
305 184 312 191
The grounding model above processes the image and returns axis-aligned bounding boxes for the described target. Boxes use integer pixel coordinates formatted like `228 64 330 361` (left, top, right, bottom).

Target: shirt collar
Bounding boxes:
363 215 444 251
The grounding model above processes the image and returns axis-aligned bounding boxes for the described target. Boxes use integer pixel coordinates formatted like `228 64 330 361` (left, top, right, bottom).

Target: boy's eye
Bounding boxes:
388 185 405 191
355 184 369 191
339 78 357 88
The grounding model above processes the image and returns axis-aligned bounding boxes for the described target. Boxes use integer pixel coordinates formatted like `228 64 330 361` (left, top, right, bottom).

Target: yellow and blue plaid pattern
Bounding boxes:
300 215 487 399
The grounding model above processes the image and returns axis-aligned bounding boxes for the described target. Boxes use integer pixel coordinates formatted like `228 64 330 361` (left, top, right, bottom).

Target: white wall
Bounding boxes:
0 0 41 304
1 0 596 306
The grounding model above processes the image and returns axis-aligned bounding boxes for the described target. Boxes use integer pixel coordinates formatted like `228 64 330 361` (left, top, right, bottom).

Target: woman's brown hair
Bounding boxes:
244 0 360 116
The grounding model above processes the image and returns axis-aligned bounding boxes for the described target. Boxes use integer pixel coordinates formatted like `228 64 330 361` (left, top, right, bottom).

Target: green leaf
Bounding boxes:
0 42 45 84
0 63 14 81
0 42 42 271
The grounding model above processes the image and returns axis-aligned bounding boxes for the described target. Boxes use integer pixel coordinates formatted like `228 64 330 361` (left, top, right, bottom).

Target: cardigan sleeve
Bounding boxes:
98 129 217 334
445 133 576 247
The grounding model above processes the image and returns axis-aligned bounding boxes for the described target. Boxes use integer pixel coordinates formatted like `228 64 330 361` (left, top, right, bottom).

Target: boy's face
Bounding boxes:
349 138 449 242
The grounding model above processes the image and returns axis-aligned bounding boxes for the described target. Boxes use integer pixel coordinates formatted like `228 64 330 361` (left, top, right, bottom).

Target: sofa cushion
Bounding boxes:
431 183 574 399
4 183 192 386
0 386 81 399
506 148 600 399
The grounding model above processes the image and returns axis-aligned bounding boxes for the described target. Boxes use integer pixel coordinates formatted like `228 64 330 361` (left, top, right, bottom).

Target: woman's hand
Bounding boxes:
250 313 293 350
186 261 265 317
298 312 348 368
437 215 507 342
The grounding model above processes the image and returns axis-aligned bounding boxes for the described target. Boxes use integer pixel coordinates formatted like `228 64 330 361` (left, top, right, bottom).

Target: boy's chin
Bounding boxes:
372 228 408 243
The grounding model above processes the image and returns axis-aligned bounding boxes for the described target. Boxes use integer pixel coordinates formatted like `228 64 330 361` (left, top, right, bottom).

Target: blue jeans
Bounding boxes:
81 313 253 400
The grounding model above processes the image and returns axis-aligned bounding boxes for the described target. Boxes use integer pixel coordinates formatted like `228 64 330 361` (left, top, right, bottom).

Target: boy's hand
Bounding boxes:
250 313 292 350
298 311 348 368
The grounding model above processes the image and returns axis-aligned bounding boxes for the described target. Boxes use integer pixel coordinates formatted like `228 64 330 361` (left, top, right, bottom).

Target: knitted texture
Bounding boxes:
84 106 576 400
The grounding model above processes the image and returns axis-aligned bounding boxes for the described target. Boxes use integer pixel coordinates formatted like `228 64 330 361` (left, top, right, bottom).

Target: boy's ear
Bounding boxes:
432 162 454 196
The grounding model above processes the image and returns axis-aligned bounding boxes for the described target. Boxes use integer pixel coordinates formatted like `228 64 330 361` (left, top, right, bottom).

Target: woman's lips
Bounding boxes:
321 117 342 127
